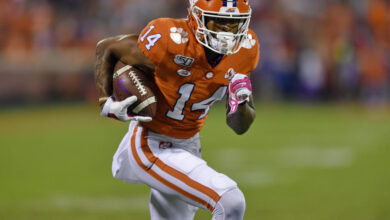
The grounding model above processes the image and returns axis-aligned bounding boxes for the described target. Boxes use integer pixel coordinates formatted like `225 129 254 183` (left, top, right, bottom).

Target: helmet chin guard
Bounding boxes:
208 31 236 55
188 0 252 55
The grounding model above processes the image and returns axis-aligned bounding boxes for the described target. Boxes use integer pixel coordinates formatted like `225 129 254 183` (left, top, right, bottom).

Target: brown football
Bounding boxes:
112 61 157 117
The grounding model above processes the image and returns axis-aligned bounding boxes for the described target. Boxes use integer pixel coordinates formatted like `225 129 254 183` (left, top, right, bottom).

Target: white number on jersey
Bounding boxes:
166 83 195 121
166 84 227 121
192 86 227 119
140 25 162 50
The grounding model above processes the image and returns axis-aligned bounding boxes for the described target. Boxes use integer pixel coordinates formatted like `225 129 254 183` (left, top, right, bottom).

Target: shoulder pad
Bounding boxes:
138 18 190 65
240 29 260 73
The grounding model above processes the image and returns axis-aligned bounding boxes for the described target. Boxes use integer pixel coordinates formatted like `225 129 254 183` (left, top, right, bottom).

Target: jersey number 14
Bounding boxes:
167 84 227 121
140 25 162 50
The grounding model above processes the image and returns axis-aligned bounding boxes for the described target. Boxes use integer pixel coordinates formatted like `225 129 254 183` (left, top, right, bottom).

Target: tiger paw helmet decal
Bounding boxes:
242 34 256 49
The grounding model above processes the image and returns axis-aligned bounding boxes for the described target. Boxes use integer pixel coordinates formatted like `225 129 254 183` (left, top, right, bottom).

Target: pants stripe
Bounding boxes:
131 126 218 212
140 129 221 203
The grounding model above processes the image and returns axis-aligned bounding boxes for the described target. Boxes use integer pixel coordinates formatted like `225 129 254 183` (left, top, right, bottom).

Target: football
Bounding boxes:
112 61 157 117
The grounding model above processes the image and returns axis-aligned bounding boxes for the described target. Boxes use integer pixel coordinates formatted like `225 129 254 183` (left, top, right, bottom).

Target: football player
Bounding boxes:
94 0 259 219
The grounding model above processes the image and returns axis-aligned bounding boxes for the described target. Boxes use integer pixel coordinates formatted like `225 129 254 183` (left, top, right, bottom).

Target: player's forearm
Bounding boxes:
226 97 256 135
94 42 118 107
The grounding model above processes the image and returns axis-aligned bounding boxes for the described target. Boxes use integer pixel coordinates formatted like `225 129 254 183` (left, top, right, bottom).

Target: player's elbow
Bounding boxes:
95 37 116 57
230 123 252 135
95 38 118 66
226 113 255 135
96 39 107 52
233 128 248 135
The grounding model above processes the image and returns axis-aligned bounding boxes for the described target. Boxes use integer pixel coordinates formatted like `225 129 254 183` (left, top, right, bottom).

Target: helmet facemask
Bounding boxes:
190 4 251 55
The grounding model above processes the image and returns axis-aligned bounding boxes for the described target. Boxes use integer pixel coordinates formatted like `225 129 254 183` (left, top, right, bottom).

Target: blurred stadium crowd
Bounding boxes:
0 0 389 106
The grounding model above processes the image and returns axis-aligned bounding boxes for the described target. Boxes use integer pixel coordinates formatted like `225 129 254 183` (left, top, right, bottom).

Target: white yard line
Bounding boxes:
213 147 247 170
238 170 275 187
214 145 357 189
277 146 355 168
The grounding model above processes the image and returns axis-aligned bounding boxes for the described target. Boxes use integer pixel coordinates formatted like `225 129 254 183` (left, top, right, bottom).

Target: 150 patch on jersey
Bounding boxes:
174 55 194 67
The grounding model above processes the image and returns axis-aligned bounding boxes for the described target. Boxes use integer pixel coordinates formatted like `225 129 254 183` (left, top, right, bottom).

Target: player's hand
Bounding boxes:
228 70 252 114
100 96 152 122
229 72 252 103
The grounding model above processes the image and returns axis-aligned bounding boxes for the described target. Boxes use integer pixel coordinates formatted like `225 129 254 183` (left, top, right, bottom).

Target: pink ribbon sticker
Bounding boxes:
228 99 239 114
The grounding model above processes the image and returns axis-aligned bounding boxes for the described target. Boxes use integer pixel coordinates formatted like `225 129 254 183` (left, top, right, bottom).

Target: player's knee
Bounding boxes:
222 188 246 219
213 188 246 220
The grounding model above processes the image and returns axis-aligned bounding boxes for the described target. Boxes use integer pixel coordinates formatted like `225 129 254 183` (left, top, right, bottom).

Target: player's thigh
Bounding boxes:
128 125 238 212
112 122 143 184
158 148 239 208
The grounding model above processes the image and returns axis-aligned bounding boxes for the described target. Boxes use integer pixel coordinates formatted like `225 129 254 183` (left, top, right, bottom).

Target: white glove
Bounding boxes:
227 70 252 114
101 96 152 122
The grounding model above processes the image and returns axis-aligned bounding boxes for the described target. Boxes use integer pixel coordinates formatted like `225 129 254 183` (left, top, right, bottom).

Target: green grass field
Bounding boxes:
0 103 389 220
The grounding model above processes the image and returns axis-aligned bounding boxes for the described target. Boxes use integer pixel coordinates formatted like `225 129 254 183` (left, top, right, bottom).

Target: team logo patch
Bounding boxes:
174 55 195 67
177 69 192 77
159 142 172 149
225 8 236 12
170 27 189 44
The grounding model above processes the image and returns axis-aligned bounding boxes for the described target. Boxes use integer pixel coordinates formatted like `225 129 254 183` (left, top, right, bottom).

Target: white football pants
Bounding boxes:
112 121 245 220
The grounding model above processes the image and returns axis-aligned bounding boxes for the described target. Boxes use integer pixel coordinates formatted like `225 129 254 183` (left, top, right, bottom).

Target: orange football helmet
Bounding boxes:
188 0 252 55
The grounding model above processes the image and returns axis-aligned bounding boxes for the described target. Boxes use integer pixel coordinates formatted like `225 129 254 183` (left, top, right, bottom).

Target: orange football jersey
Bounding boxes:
138 18 259 139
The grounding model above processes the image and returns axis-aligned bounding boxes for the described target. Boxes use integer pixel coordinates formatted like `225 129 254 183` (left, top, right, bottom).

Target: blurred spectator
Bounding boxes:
0 0 389 106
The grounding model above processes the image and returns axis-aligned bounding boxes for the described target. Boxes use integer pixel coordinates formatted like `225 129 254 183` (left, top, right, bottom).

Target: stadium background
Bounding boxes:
0 0 389 219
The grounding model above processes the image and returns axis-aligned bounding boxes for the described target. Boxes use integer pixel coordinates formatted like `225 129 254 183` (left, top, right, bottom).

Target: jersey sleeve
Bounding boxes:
137 19 169 66
244 29 260 75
